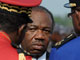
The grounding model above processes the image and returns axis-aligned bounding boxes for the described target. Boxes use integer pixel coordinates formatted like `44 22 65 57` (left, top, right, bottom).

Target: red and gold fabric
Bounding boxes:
0 31 32 60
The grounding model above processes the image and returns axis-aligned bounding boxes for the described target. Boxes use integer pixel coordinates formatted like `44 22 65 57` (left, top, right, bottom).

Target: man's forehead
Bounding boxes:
27 22 52 29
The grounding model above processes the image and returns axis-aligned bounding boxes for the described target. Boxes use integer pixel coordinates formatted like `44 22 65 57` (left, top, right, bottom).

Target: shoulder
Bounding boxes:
53 33 77 49
0 43 18 60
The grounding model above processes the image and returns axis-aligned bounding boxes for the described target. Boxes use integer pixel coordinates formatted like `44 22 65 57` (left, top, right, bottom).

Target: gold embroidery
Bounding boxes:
19 53 26 60
24 50 31 55
70 3 76 7
55 39 64 46
0 2 32 16
0 31 11 41
67 34 73 38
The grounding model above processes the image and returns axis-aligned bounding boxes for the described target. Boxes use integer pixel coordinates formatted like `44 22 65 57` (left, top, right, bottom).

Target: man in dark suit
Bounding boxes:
21 6 55 60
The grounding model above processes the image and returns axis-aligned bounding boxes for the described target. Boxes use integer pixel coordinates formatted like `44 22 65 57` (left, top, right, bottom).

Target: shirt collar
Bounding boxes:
32 52 46 60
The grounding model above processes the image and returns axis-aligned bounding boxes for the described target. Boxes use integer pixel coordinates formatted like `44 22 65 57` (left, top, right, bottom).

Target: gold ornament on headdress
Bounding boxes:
70 3 76 7
0 2 32 17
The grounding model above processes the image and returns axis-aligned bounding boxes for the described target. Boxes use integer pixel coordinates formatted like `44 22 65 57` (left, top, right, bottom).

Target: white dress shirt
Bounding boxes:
32 52 46 60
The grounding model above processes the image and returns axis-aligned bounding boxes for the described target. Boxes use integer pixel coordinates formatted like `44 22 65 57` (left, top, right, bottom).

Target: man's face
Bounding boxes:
71 9 80 35
21 10 53 57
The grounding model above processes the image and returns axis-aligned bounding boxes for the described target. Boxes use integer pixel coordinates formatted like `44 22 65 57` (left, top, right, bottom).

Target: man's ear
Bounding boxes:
18 24 26 35
71 10 80 36
75 10 80 25
16 24 27 45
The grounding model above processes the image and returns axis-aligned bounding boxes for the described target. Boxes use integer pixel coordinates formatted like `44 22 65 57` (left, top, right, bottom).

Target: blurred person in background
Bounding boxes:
51 24 73 43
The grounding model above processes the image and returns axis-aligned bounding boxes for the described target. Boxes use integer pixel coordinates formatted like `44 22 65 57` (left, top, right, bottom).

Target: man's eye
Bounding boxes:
29 28 36 32
43 30 51 33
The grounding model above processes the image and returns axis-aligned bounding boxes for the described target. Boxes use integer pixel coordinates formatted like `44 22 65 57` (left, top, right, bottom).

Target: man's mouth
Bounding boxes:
33 45 44 49
29 44 45 54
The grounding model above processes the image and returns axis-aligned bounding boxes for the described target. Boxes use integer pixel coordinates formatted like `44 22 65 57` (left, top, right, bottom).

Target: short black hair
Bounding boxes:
0 9 32 33
32 6 55 33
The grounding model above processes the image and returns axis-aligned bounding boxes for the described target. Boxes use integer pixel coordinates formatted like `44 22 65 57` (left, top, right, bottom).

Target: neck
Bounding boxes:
30 52 45 59
0 30 18 44
8 32 18 44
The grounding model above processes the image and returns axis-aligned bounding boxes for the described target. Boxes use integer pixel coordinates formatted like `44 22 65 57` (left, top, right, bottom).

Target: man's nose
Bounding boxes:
35 30 45 40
